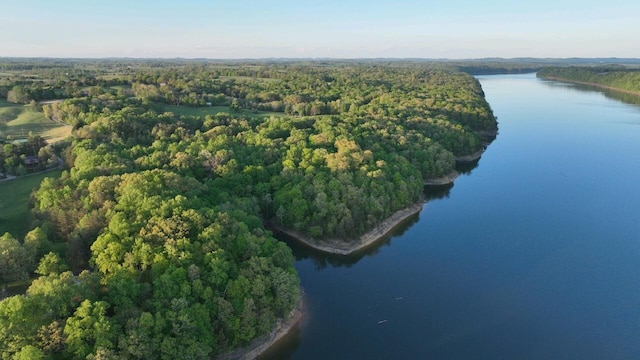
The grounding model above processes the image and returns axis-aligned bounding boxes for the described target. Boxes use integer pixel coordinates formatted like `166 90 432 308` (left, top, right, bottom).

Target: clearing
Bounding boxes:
0 100 72 143
0 170 62 238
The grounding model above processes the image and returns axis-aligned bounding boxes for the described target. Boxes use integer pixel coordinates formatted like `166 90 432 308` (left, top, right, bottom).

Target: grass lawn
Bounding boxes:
0 170 62 239
0 101 72 142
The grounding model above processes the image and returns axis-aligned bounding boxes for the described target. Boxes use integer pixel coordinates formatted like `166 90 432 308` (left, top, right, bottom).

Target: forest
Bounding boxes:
0 59 496 359
538 66 640 93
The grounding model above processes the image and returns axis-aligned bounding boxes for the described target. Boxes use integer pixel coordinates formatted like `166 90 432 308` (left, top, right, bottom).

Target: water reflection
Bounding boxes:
276 179 463 270
275 155 483 270
276 211 421 269
424 182 453 201
269 73 640 359
538 78 640 108
455 158 480 176
257 321 303 360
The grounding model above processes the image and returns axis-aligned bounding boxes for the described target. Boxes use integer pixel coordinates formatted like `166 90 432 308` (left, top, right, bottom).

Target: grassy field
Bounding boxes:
0 170 62 239
0 100 72 142
161 104 280 119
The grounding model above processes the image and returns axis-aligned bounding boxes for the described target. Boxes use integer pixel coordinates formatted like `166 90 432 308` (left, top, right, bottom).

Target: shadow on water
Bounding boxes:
265 182 459 358
275 211 421 269
266 74 640 359
424 182 454 201
539 78 640 108
275 181 459 270
455 157 481 176
257 321 303 360
265 121 499 358
274 142 488 270
272 128 491 271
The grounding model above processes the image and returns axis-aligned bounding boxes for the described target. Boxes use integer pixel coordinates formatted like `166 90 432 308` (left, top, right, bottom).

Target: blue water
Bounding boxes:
264 74 640 359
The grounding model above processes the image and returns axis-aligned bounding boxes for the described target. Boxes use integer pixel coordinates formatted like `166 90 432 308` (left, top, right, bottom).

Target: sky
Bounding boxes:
1 0 639 59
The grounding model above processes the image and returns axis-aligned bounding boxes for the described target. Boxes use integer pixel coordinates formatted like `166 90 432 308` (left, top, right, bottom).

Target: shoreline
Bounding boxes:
217 292 306 360
270 202 424 255
455 148 484 162
246 126 495 353
424 170 460 186
540 76 640 97
476 129 499 137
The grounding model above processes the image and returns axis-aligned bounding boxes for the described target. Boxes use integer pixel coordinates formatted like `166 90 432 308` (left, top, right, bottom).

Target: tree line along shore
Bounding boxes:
0 59 496 359
537 66 640 95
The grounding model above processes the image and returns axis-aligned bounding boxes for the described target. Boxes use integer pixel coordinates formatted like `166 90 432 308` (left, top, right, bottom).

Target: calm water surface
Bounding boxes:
264 74 640 359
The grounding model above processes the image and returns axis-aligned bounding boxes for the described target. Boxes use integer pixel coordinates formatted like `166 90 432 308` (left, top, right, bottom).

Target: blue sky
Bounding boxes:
2 0 639 58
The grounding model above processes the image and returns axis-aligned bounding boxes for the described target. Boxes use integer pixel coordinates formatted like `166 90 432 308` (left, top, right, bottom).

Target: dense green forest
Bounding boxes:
538 66 640 93
0 60 496 359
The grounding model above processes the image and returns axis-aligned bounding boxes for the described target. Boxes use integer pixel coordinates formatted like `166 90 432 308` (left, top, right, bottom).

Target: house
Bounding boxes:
23 156 40 168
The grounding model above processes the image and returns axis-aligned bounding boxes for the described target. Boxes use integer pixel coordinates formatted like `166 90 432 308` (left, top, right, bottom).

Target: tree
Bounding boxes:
275 205 286 225
15 164 27 176
12 345 45 360
23 227 50 264
0 233 30 286
6 86 30 104
35 252 70 276
117 313 158 359
0 295 43 356
230 99 240 112
64 300 118 360
37 320 66 354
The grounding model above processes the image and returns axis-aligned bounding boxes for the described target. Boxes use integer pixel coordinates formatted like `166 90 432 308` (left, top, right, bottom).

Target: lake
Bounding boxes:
263 73 640 359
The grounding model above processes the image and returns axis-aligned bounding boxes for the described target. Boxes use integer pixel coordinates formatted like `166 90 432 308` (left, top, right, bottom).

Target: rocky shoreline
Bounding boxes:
271 202 424 255
424 170 460 186
217 293 306 360
251 130 495 355
455 148 485 162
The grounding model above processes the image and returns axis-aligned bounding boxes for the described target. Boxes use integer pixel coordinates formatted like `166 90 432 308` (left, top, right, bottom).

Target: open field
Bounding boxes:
0 170 62 238
0 100 72 142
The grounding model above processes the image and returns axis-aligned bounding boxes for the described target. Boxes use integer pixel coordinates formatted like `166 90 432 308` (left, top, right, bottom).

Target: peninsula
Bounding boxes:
0 59 497 359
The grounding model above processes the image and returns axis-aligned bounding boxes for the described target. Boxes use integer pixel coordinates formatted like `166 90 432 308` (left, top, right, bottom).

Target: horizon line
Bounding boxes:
2 56 640 62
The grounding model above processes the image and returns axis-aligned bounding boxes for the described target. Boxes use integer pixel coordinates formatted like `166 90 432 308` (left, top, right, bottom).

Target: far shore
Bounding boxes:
217 292 306 360
270 202 424 256
540 76 640 97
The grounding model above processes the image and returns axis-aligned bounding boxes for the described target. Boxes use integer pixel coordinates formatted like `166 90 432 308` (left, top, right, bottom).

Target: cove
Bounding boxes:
264 73 640 359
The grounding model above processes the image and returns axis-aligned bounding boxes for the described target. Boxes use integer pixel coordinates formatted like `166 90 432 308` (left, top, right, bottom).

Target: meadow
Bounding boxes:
0 100 71 142
0 170 62 238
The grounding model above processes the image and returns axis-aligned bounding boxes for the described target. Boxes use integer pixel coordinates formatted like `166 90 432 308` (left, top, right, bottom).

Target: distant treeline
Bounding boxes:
538 66 640 94
453 63 541 75
450 58 640 75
